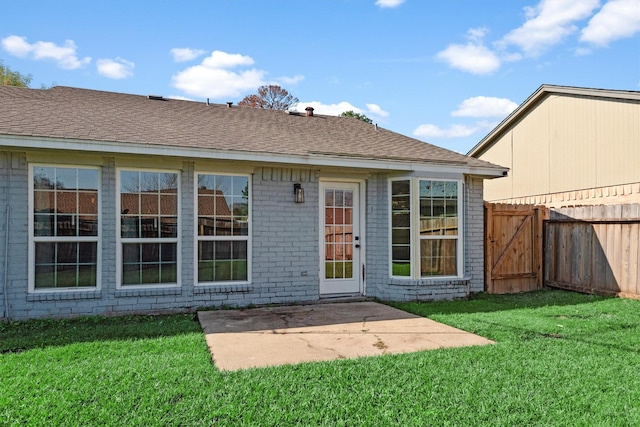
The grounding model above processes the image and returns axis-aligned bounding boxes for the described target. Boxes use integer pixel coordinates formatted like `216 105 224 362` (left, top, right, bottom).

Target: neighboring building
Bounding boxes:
0 86 506 320
468 85 640 208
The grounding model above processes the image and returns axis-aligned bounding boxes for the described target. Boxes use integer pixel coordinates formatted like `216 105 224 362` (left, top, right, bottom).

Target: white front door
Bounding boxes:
319 182 362 296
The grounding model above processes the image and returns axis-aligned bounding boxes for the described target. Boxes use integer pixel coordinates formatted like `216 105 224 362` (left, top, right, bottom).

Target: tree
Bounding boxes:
238 85 299 110
0 60 32 87
340 110 373 124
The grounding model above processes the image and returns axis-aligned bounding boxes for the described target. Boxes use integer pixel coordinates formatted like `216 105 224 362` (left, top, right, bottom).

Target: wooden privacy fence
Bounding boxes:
484 203 548 294
545 204 640 299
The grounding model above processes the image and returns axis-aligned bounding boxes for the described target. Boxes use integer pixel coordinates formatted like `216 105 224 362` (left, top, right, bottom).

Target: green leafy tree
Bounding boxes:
238 85 299 110
340 110 373 124
0 60 32 87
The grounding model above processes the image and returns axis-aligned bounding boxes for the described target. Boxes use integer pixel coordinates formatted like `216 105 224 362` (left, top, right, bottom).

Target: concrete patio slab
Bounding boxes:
198 301 493 371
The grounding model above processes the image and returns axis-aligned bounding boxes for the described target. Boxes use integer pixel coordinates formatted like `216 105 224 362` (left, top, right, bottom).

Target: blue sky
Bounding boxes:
2 0 639 153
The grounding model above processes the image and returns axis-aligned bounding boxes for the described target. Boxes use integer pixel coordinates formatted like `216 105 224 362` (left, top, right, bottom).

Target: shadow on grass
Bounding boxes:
386 288 610 316
0 313 202 354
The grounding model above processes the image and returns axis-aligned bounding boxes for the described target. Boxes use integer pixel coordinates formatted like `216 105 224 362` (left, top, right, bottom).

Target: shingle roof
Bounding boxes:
0 85 503 173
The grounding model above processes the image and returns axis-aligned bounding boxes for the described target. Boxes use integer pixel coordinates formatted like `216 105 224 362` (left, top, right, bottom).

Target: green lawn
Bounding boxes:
1 289 639 426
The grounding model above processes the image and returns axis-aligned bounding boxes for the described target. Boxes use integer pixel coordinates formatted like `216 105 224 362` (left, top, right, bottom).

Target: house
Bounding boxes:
0 85 506 320
468 84 640 208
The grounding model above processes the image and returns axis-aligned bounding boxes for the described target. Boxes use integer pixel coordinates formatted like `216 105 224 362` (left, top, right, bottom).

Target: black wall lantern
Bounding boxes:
294 183 305 203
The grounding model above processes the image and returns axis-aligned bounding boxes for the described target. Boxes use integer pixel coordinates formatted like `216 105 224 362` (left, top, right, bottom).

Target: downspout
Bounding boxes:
3 155 10 321
3 202 9 321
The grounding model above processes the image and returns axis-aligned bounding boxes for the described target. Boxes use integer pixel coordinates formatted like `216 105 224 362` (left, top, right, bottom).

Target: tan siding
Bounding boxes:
511 104 551 198
480 132 513 201
595 98 640 187
478 91 639 206
548 95 597 193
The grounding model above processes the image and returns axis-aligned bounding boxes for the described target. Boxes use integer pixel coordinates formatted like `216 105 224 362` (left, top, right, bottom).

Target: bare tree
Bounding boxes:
238 85 299 110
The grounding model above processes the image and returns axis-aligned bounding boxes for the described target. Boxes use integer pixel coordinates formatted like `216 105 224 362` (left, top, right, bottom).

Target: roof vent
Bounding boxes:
305 106 314 117
227 102 233 108
147 95 165 101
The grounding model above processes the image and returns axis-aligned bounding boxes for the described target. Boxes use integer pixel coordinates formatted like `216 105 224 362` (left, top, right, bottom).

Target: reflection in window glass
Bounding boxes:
197 174 250 284
390 179 461 278
119 170 179 286
391 180 411 276
32 165 100 290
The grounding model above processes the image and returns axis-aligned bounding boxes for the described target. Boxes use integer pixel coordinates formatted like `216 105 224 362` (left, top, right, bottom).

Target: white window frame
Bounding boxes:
116 168 181 289
389 177 464 280
194 172 252 286
28 164 102 293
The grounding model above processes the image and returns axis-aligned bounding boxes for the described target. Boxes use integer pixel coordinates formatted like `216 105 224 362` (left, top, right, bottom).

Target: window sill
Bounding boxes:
27 290 102 301
115 287 182 298
389 276 471 287
194 283 253 294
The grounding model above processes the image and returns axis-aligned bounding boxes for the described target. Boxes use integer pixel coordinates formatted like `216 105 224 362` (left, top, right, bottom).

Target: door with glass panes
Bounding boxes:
319 182 362 295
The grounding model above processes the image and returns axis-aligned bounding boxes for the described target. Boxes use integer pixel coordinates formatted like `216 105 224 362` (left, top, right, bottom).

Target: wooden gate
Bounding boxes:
484 203 548 294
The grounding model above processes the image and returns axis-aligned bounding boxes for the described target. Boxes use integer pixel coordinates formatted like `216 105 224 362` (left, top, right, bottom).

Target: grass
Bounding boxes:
1 289 640 426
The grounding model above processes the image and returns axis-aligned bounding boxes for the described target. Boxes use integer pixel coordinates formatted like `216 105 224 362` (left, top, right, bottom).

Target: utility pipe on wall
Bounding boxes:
3 203 9 321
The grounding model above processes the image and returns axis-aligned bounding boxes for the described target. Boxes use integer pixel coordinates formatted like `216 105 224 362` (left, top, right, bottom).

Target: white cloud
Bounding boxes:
1 35 90 69
294 101 361 116
277 74 305 85
413 123 481 139
96 58 135 79
366 103 389 118
170 47 207 62
202 50 254 68
451 96 518 118
293 101 389 119
172 50 266 99
375 0 404 8
436 42 501 75
499 0 600 56
581 0 640 46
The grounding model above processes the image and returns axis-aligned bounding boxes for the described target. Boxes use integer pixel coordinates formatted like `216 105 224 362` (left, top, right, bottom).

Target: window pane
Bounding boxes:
56 214 77 236
392 180 410 195
160 217 178 238
55 169 77 190
140 172 158 192
160 194 177 215
78 169 99 191
121 171 139 193
159 173 177 192
140 193 158 215
141 243 160 263
34 191 54 212
420 239 457 276
34 265 56 288
140 216 158 238
33 167 55 189
35 242 55 264
79 215 98 236
232 176 248 197
57 242 78 264
123 243 140 263
79 242 97 264
78 191 98 215
34 214 54 236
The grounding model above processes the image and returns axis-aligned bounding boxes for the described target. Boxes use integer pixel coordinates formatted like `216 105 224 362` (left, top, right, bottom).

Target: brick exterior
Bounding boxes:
1 152 487 320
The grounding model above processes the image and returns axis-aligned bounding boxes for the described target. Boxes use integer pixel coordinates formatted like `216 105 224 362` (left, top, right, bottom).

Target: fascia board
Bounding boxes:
0 134 506 178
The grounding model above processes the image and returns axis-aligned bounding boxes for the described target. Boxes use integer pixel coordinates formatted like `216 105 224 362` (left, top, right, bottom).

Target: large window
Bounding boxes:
390 178 462 278
31 166 99 289
196 173 249 284
119 170 179 286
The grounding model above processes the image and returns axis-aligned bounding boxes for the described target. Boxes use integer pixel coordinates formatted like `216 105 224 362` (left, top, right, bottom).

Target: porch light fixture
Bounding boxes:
294 183 305 203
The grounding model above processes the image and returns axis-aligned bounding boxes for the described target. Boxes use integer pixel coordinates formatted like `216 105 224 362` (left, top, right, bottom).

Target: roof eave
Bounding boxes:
0 134 507 177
